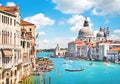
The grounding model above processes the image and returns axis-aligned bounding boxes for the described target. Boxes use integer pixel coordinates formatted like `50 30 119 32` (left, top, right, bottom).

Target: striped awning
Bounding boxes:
2 49 13 57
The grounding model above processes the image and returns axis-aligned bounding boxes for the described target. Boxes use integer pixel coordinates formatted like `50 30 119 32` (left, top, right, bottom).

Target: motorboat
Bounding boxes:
89 63 93 66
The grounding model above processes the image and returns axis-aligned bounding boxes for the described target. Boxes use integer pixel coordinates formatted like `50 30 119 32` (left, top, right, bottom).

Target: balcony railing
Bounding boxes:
0 44 21 49
23 56 31 66
0 44 14 49
14 59 23 66
2 62 13 70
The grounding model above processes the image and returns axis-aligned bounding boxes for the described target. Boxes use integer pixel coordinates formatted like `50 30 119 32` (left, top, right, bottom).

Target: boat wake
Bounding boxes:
103 62 114 66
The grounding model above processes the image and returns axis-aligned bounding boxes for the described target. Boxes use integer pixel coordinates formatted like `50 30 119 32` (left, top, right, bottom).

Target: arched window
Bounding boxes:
29 28 32 31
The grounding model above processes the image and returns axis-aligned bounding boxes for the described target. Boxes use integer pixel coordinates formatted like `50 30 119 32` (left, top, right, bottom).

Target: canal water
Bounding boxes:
31 52 120 84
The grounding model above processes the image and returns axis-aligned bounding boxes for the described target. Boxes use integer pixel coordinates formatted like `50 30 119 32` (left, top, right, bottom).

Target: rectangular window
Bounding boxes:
7 17 9 24
0 73 1 79
10 18 12 25
2 15 3 23
5 16 7 24
27 42 30 48
14 19 16 26
29 28 32 31
8 17 9 24
3 16 5 23
10 33 12 44
2 31 3 44
0 14 1 22
23 41 25 48
21 41 22 46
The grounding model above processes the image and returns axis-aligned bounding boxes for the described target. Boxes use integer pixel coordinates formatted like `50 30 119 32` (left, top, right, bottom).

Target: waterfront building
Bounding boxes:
54 44 67 57
0 6 36 84
67 39 96 59
67 18 120 62
67 19 96 59
0 6 22 84
97 40 120 62
67 40 85 57
20 20 36 79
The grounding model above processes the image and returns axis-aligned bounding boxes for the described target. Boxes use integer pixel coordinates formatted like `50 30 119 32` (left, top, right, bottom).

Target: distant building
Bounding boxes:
67 18 120 62
54 44 67 57
67 19 96 59
67 39 96 59
96 27 110 42
97 40 120 62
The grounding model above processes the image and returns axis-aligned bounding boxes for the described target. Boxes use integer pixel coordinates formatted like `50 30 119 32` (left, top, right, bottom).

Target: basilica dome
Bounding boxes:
96 31 105 37
78 19 94 39
78 27 94 37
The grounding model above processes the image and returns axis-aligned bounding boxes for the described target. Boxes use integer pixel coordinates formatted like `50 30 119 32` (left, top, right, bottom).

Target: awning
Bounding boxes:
2 49 13 57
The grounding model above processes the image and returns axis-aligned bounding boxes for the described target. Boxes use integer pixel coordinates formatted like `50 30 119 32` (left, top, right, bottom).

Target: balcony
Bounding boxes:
0 44 14 49
2 59 14 70
0 44 21 49
14 45 22 49
2 62 13 70
18 59 23 64
23 53 31 66
23 58 31 66
14 59 22 66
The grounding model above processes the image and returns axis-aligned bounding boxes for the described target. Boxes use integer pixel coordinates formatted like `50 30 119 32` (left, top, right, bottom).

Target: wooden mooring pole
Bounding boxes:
44 78 46 84
49 77 51 84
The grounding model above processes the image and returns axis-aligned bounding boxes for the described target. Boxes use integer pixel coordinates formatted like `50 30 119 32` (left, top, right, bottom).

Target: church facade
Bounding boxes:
67 19 120 62
54 44 67 57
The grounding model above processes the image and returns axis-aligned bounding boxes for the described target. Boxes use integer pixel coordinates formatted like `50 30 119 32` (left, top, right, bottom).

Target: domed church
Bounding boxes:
78 18 95 42
96 27 110 41
66 18 120 62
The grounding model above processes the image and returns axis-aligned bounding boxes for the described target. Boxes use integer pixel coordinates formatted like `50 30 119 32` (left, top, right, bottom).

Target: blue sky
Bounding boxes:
0 0 120 49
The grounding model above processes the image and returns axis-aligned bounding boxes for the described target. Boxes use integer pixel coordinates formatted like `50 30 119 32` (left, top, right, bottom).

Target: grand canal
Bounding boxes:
27 52 120 84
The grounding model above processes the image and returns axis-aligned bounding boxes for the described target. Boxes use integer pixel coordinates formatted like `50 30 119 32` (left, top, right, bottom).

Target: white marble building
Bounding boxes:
97 41 120 62
67 18 120 62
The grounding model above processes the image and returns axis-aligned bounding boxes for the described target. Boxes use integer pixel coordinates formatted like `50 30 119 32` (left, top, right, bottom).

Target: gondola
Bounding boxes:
65 68 84 72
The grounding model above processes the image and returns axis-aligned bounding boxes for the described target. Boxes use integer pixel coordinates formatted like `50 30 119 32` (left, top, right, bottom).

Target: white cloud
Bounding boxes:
6 2 16 6
37 37 75 49
24 13 55 29
110 35 120 41
52 0 94 14
67 15 93 32
110 29 120 41
0 3 2 6
53 0 120 16
113 29 120 34
92 0 120 16
38 32 46 36
58 21 66 25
